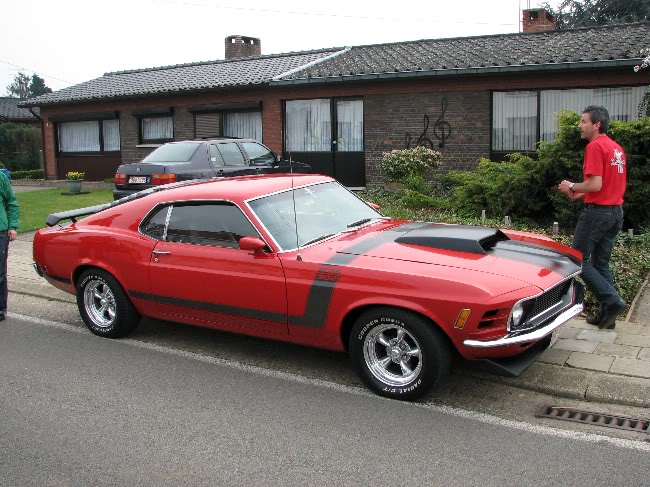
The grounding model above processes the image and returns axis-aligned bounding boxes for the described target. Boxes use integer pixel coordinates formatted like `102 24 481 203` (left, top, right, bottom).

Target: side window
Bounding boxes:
165 203 259 248
242 142 275 164
209 145 225 166
216 143 246 166
141 205 170 240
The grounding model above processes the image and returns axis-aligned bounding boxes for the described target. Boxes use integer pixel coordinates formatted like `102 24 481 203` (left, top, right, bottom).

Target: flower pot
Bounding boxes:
66 180 82 194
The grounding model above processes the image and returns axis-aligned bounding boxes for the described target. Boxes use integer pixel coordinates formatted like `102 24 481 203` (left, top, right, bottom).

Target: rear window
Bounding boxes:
143 142 201 163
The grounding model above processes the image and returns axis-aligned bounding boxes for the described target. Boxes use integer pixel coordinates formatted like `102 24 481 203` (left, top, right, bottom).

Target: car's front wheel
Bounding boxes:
349 308 451 400
76 268 140 338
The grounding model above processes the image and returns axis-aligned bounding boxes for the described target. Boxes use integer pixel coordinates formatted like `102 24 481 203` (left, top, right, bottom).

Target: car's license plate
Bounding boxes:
129 176 147 184
550 327 562 346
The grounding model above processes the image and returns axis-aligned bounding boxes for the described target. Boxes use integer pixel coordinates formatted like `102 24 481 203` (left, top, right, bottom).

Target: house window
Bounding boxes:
223 112 262 141
492 86 647 154
285 99 332 151
140 116 174 143
195 112 220 139
58 119 120 153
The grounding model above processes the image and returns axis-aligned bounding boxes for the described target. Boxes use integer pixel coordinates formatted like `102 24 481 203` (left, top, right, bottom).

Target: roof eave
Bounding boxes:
270 58 642 86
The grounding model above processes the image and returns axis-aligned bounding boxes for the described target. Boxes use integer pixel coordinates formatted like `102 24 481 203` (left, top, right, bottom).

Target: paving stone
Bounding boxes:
613 322 650 336
566 351 614 372
638 348 650 361
593 343 641 359
553 338 598 353
558 327 580 339
615 333 650 348
575 329 617 344
564 319 594 330
537 348 571 366
609 358 650 379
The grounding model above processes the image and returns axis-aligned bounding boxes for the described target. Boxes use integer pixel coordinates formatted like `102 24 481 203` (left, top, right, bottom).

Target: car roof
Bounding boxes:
165 138 258 145
146 173 333 203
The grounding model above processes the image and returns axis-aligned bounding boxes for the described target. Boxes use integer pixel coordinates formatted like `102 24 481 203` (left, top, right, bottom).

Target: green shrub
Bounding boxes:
402 173 432 195
380 146 441 182
12 169 44 180
0 123 42 170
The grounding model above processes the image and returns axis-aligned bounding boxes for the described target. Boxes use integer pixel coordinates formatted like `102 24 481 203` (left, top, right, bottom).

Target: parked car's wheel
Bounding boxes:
349 307 451 400
76 269 140 338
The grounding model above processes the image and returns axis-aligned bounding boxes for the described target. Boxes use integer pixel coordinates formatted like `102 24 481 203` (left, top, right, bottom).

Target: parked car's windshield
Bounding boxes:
248 181 381 250
143 142 201 163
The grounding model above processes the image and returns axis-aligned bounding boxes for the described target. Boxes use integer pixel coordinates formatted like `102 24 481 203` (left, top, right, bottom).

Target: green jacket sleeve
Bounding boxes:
0 173 19 230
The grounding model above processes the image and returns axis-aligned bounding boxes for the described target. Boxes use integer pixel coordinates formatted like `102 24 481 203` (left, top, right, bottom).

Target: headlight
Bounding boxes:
510 302 525 327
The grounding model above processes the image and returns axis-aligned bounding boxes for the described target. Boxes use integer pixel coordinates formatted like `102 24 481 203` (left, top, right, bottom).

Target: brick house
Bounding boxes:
0 98 39 127
19 11 650 186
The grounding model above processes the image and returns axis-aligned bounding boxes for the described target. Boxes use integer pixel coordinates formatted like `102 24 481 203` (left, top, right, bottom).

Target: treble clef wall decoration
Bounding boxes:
404 114 434 150
433 96 452 148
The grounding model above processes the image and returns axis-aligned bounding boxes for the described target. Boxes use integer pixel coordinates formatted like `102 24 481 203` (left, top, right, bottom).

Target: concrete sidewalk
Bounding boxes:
8 231 650 407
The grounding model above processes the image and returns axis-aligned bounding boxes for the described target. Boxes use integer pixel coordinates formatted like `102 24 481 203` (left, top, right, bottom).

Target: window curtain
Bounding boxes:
224 112 262 141
285 99 331 152
540 86 647 141
142 116 173 141
102 119 121 151
336 100 363 152
492 91 538 151
58 121 100 152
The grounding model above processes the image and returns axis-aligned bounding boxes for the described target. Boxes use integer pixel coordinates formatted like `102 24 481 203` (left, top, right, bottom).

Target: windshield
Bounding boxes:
143 142 200 163
248 181 381 251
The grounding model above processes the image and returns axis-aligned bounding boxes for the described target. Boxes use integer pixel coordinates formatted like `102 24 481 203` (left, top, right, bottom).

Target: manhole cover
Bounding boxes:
537 405 650 433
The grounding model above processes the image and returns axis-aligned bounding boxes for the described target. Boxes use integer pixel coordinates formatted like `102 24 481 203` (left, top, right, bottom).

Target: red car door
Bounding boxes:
147 202 288 338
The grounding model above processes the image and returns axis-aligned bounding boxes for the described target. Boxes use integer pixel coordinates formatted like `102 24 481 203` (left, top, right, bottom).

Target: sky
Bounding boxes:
2 0 557 94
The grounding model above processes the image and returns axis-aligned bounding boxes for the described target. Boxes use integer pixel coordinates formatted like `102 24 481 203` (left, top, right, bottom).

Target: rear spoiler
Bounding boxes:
46 203 112 227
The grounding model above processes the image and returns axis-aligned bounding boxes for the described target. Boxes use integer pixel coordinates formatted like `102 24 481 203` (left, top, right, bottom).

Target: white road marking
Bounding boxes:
11 312 650 453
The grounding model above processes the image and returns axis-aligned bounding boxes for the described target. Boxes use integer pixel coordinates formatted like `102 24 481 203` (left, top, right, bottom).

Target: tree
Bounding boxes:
542 0 650 29
29 74 52 97
6 72 31 99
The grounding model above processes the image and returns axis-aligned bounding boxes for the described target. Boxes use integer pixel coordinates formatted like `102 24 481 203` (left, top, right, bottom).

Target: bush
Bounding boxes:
402 173 432 195
12 169 44 180
380 146 441 182
0 123 42 170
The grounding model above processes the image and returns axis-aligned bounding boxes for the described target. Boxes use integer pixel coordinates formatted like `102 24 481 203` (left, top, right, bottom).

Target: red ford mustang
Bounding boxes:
33 174 583 400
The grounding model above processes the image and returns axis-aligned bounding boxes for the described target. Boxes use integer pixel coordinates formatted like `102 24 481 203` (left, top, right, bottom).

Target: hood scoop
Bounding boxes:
395 225 509 254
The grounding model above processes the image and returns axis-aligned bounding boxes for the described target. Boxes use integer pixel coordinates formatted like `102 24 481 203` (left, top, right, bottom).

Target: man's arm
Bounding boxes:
559 176 602 198
0 175 19 241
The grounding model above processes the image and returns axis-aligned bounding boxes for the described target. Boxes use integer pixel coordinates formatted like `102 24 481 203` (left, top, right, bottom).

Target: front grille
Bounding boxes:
530 279 572 319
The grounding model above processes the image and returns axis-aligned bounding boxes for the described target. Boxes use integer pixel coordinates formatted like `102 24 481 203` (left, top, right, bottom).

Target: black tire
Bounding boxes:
349 307 451 400
76 268 140 338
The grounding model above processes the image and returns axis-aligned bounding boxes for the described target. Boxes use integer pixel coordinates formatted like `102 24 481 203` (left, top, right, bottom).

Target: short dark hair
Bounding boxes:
583 105 609 133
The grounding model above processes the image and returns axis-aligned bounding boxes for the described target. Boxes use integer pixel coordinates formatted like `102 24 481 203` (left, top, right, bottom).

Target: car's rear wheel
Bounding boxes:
76 269 140 338
349 308 450 400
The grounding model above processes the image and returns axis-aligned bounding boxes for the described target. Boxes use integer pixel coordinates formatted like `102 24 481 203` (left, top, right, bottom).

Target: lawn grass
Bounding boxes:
16 189 113 233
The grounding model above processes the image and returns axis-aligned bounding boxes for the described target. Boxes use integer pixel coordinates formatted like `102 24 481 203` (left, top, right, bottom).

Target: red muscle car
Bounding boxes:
33 174 584 400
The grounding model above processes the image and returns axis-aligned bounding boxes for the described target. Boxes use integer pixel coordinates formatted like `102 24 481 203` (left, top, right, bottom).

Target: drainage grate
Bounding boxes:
536 405 650 433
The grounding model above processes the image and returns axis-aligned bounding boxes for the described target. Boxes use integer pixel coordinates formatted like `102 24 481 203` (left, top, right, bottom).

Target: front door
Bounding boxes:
284 98 365 187
148 202 288 337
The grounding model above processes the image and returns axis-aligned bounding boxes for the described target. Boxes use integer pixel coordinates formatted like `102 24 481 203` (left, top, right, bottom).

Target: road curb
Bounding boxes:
459 362 650 408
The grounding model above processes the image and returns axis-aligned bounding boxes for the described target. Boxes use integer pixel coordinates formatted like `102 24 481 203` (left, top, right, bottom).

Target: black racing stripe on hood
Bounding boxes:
490 240 580 278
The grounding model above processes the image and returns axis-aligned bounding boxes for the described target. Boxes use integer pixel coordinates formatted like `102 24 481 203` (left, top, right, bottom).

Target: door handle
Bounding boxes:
152 250 171 255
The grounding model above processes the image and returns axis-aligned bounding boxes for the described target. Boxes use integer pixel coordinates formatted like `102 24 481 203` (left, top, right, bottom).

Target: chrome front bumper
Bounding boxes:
463 303 583 348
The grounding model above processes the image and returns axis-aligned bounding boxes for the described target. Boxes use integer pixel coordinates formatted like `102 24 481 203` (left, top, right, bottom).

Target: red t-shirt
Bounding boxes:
583 135 627 205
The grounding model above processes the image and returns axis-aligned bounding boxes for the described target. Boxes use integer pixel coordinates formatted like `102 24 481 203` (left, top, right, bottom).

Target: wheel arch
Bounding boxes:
340 304 456 354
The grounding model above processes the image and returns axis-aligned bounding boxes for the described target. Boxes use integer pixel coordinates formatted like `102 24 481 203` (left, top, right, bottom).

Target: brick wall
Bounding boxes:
364 92 490 186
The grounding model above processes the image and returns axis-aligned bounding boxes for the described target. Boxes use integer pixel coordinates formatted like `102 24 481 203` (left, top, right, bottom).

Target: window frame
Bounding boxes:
138 113 175 144
56 118 121 156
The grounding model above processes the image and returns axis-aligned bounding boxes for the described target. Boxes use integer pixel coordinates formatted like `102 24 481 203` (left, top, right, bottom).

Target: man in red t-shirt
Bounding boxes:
559 106 626 329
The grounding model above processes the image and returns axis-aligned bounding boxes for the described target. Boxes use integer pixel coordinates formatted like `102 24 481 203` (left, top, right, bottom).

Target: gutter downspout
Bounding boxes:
29 108 47 173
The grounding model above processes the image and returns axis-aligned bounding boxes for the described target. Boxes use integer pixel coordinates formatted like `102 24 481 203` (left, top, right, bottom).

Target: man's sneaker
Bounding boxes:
586 305 603 326
598 301 626 330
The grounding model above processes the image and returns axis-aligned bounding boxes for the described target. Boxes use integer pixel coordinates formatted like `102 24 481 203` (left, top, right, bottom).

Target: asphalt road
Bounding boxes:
1 315 649 487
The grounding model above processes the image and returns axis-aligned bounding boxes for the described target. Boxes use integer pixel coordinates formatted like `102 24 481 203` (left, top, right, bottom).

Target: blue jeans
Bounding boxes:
572 205 623 307
0 233 7 313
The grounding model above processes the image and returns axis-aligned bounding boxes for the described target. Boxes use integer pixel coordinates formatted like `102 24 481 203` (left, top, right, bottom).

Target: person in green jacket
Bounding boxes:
0 172 19 321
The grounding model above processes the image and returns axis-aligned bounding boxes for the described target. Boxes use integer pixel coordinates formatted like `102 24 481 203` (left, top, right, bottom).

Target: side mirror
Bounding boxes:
275 154 282 163
239 236 267 253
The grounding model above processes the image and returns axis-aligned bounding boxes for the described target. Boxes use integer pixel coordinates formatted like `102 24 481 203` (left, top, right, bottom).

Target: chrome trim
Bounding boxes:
464 303 583 348
506 270 582 333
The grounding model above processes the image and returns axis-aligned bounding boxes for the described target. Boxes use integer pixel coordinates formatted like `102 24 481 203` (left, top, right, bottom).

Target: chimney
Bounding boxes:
225 35 261 59
522 8 556 33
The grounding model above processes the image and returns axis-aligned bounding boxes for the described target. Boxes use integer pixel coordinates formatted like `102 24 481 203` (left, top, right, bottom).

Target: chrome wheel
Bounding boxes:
83 279 116 328
363 324 422 387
